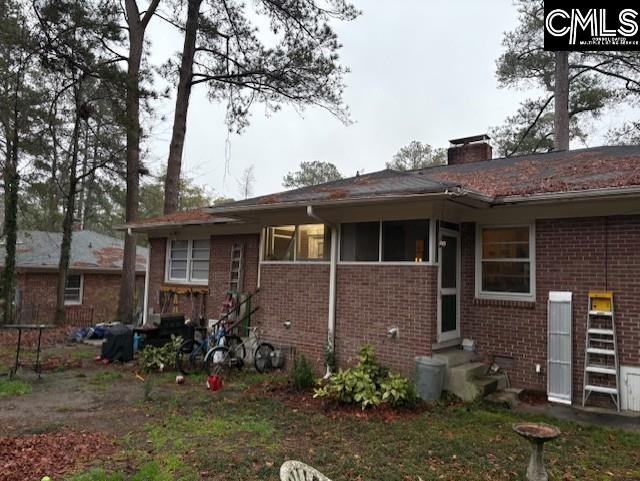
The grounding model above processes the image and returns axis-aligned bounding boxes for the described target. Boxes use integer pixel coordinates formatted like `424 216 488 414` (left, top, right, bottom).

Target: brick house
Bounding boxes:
0 230 147 323
128 138 640 411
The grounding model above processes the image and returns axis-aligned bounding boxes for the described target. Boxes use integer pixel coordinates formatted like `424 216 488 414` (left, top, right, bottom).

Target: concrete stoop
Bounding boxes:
433 349 506 402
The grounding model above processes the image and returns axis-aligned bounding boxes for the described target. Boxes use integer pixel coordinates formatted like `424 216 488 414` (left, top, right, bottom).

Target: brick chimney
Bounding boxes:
447 134 492 165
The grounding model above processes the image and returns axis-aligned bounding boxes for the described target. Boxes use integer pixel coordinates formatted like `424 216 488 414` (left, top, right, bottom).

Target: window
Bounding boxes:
263 224 330 262
166 239 210 283
382 219 429 262
340 219 431 263
340 222 379 261
64 274 83 305
296 224 331 261
477 225 534 298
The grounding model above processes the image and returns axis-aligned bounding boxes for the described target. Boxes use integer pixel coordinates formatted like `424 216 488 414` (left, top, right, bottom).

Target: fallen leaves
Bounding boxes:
0 430 115 481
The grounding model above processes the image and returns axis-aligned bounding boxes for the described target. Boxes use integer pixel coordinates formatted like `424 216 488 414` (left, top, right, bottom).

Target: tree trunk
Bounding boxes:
554 51 570 151
1 144 19 324
47 106 60 230
54 109 82 324
76 122 90 230
1 73 22 324
163 0 202 215
118 0 159 323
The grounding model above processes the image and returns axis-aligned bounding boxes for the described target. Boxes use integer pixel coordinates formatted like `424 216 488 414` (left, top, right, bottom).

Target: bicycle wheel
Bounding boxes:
225 335 246 369
206 346 234 379
176 339 205 375
253 342 275 373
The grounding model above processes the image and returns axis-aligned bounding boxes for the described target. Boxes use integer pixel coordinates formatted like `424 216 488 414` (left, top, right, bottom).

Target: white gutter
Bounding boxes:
307 206 337 378
493 186 640 205
142 248 151 326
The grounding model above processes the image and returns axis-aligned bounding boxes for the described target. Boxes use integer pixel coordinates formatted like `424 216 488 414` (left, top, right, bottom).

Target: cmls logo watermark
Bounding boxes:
544 3 640 51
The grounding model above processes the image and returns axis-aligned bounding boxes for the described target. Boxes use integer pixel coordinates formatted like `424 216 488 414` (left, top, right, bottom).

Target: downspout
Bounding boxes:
306 205 337 378
142 240 151 326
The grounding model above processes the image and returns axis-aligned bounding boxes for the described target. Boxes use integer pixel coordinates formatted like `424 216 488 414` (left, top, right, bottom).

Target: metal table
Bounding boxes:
1 324 54 379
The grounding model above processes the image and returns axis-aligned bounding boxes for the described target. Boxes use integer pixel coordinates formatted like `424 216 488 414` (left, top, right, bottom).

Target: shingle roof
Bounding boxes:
129 145 640 227
423 145 640 197
206 145 640 213
221 169 456 208
0 230 148 272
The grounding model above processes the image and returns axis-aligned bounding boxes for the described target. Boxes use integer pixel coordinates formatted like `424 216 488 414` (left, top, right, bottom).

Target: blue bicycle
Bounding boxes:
175 323 244 375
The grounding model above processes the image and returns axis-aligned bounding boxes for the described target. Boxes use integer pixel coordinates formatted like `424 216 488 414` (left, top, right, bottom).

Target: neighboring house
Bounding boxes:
126 136 640 411
0 230 148 323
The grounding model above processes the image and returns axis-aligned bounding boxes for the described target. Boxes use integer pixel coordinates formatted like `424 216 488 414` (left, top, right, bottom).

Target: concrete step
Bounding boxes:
485 373 508 391
443 362 491 402
472 376 499 398
432 348 481 368
484 388 524 409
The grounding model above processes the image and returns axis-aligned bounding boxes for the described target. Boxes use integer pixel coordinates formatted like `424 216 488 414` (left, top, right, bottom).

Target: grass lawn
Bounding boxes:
0 344 638 481
66 371 639 481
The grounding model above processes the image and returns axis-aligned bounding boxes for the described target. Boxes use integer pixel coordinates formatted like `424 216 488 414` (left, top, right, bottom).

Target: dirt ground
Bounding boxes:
1 339 639 481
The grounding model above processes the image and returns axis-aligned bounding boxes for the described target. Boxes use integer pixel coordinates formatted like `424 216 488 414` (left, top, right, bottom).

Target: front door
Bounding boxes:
438 229 460 343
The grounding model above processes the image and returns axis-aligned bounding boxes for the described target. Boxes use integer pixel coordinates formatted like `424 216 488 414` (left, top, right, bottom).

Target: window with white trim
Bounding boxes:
340 219 430 262
166 239 210 283
64 274 83 305
477 225 534 298
263 224 330 262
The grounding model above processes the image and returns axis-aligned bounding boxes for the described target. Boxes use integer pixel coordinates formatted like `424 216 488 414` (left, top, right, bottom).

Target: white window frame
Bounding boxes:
337 219 436 266
165 239 210 285
260 225 331 265
64 274 84 306
475 223 536 302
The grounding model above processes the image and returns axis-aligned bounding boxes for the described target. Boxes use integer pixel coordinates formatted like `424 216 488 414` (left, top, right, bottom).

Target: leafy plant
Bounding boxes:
140 335 183 372
314 345 417 410
380 372 419 408
291 354 315 392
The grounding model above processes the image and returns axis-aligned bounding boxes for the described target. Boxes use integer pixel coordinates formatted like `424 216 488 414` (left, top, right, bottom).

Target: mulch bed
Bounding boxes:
0 430 115 481
250 377 441 422
0 326 73 348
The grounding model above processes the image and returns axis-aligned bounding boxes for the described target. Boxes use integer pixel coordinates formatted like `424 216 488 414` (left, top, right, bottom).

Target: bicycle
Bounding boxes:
175 322 244 375
205 325 275 378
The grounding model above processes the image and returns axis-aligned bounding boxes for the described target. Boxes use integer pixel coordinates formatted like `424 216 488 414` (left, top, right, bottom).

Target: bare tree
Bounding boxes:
237 164 255 199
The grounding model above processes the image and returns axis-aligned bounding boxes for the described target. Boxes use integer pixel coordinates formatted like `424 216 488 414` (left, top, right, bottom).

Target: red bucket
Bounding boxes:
206 375 223 391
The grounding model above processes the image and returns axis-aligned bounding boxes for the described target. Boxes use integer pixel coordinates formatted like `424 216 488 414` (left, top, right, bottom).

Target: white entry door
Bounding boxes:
438 229 460 343
547 291 572 405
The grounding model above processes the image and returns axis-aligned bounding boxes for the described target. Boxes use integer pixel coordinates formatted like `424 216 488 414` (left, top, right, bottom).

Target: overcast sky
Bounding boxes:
145 0 527 200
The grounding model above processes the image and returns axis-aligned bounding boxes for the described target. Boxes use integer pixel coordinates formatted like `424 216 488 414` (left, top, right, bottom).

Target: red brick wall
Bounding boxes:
16 271 144 323
257 263 438 376
257 264 330 370
336 265 437 376
208 235 260 318
147 234 260 320
460 215 640 405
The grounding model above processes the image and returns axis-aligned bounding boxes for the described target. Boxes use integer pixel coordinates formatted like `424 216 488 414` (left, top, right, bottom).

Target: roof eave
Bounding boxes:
115 217 240 233
492 186 640 205
203 189 481 216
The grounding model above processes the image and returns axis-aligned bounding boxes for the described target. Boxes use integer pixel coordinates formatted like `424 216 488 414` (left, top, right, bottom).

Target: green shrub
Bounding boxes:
314 345 418 410
290 354 315 391
140 335 183 372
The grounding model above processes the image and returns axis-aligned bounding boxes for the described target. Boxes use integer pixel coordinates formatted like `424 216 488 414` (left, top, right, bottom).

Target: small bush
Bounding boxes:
291 354 315 391
140 335 183 372
314 345 418 409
